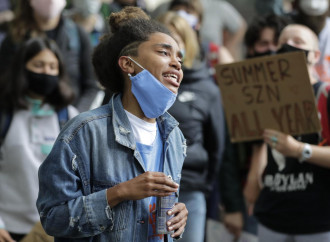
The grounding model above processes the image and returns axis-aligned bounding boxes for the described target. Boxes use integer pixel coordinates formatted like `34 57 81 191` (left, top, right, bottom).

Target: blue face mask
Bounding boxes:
128 57 177 119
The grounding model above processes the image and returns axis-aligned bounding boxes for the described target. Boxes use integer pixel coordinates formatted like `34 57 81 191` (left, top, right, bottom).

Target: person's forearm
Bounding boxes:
263 129 330 168
299 144 330 168
223 23 247 60
244 143 267 203
218 46 234 64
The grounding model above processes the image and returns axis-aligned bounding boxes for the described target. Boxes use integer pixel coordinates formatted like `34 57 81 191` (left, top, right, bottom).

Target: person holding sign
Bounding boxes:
245 24 330 241
36 7 188 242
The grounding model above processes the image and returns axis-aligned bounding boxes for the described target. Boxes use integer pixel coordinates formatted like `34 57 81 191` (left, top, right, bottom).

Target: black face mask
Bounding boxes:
26 69 59 96
276 44 309 57
247 49 276 59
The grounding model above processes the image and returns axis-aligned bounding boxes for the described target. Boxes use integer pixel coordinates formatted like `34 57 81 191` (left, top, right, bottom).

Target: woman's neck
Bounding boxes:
27 91 44 101
308 66 318 85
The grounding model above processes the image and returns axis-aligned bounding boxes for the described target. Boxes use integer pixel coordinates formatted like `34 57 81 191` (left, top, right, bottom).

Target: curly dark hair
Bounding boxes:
0 37 74 111
92 6 171 93
244 14 290 51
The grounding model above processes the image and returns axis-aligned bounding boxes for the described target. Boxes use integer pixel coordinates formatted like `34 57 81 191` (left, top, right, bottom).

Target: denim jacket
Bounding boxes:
36 94 187 242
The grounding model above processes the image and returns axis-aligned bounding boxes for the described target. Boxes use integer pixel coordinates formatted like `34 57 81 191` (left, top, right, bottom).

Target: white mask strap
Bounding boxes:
127 56 145 70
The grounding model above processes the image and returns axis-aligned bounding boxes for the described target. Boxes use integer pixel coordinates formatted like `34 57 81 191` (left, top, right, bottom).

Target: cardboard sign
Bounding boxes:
216 52 321 142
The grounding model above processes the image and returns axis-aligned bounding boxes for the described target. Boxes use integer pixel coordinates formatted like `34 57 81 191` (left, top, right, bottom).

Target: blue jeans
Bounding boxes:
179 191 206 242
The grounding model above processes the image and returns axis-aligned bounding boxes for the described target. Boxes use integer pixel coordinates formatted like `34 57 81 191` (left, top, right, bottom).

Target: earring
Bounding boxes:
128 73 131 77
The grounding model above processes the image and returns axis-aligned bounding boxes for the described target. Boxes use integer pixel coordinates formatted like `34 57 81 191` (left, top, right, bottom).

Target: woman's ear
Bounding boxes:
307 49 320 66
118 56 134 75
312 50 321 64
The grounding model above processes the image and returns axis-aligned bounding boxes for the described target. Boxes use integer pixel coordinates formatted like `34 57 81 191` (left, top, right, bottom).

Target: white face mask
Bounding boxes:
72 0 102 17
176 10 199 30
30 0 66 20
299 0 329 16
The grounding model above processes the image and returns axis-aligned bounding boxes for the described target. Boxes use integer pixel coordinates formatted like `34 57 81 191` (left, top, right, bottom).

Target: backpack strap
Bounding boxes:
0 111 13 143
316 82 330 146
57 107 69 130
0 111 13 159
63 18 81 54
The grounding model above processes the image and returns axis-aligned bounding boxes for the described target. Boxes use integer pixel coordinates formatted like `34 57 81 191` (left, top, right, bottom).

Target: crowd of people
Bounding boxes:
0 0 329 242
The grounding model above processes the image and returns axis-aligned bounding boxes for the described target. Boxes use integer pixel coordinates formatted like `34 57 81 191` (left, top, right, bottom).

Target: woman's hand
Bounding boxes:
107 172 179 207
223 212 243 240
0 229 15 242
263 129 302 158
167 202 188 238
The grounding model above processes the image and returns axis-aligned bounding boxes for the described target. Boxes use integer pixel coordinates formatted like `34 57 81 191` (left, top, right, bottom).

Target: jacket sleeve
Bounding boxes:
204 88 226 194
75 26 99 112
36 139 114 238
219 126 245 213
0 35 17 76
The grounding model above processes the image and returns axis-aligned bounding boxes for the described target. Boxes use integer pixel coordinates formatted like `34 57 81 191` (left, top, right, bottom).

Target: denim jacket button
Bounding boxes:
100 226 105 231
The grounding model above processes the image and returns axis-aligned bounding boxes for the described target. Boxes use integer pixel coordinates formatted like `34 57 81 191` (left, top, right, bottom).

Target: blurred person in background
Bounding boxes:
0 37 78 242
199 0 246 60
65 0 105 47
158 10 226 242
245 14 289 58
290 0 330 82
167 0 234 73
0 0 99 112
100 0 148 24
290 0 329 35
0 0 14 46
255 0 285 16
151 0 246 60
246 24 330 242
219 13 288 241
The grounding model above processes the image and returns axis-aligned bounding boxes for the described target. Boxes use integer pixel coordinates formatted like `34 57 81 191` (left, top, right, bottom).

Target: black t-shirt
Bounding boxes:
254 81 330 234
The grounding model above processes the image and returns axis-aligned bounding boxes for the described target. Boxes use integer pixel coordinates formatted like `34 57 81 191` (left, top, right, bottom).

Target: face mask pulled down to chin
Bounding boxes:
128 57 177 119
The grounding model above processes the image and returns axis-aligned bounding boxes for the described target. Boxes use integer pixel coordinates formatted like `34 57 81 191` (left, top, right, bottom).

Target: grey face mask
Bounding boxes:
72 0 102 17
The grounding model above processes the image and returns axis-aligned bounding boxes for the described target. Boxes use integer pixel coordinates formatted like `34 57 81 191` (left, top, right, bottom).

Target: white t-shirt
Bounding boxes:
125 110 157 145
0 103 78 233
